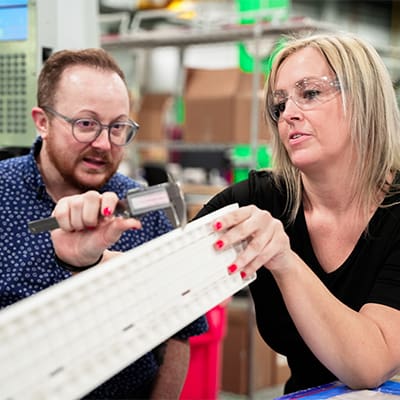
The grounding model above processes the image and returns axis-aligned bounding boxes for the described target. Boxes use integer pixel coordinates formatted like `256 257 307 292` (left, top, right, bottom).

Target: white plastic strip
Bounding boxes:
0 204 255 400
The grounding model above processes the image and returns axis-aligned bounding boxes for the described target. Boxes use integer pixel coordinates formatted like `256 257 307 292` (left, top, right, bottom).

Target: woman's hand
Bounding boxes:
212 205 294 277
50 191 141 267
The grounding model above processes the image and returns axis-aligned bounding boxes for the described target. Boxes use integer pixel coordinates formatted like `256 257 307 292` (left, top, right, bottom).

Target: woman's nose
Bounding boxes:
281 96 302 120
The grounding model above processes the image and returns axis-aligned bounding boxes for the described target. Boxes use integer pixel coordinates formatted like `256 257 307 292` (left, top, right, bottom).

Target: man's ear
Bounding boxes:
31 107 49 138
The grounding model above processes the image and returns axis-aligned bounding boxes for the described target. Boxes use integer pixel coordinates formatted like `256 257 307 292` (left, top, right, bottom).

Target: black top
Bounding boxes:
196 170 400 394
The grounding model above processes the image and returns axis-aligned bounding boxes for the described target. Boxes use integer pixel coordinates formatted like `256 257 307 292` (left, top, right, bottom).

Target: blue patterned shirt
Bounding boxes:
0 137 208 398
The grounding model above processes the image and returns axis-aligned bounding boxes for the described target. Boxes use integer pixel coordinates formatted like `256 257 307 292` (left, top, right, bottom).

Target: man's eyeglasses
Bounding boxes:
268 76 341 122
42 106 139 147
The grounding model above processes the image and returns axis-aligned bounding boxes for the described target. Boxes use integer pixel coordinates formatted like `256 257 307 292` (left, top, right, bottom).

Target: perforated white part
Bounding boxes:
0 204 255 400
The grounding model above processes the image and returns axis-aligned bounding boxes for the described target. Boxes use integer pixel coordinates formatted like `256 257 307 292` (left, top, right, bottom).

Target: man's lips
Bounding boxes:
82 155 108 168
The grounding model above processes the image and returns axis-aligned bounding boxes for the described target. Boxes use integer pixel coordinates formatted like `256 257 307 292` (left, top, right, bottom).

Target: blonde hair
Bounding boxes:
265 32 400 224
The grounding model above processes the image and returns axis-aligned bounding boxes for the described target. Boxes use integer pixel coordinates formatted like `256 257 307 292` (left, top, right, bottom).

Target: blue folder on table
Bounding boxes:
275 380 400 399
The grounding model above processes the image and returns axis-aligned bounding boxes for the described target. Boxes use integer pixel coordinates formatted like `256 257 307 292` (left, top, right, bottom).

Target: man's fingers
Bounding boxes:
100 192 119 217
53 191 121 231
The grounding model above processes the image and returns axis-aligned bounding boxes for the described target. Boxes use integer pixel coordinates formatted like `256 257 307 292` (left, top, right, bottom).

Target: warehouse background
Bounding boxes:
0 1 399 398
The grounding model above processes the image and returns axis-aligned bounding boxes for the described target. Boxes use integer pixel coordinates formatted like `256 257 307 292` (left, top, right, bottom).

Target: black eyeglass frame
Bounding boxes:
42 106 139 147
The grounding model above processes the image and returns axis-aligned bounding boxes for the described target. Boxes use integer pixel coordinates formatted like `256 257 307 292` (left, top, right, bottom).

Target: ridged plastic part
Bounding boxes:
0 203 255 400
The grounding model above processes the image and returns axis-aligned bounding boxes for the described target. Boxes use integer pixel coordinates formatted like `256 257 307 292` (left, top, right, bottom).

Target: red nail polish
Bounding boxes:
103 207 112 217
86 226 96 230
214 221 222 231
240 271 247 279
227 264 237 274
215 240 224 249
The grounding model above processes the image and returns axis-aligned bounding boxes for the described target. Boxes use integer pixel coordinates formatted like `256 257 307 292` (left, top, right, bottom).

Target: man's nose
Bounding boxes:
92 127 112 149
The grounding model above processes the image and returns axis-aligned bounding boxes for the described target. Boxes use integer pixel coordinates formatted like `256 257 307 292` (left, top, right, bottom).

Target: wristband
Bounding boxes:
55 253 104 273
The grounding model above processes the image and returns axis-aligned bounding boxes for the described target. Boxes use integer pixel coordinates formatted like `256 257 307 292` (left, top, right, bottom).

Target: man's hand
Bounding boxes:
51 191 141 267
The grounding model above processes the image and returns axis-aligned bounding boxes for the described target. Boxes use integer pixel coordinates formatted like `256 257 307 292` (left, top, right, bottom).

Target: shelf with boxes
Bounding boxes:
101 15 335 176
221 294 290 396
133 65 272 185
101 16 336 50
99 13 334 399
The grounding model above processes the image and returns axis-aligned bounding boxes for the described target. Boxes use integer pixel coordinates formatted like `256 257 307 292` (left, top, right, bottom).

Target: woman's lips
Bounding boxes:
289 131 310 141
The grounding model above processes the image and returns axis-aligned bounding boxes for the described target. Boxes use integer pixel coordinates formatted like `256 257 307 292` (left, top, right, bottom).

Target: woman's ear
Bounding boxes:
31 107 49 138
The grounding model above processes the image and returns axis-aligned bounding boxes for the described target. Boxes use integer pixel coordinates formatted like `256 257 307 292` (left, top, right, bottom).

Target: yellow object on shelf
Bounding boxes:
138 0 174 10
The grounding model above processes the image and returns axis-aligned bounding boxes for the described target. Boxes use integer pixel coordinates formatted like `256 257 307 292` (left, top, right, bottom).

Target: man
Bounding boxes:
0 48 207 398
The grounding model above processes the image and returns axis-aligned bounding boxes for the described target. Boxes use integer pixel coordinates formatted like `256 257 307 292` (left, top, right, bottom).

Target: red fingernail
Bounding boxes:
103 207 112 217
240 271 247 279
214 221 223 231
215 240 224 249
227 264 237 274
86 226 96 230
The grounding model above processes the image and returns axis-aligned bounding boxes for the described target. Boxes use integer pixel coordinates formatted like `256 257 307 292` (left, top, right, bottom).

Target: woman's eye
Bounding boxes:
271 102 286 120
303 89 321 100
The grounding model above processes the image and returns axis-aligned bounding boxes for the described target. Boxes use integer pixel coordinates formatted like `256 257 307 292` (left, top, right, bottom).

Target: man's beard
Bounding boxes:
46 136 118 191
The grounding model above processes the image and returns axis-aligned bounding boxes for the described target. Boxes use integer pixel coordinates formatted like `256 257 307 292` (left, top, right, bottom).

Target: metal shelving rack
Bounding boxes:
101 17 336 50
99 8 400 399
99 14 337 399
100 12 337 167
100 8 400 161
100 17 332 397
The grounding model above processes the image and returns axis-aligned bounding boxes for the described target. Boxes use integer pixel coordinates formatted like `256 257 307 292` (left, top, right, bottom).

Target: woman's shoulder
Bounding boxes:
213 169 280 207
248 168 276 188
195 169 283 219
234 169 279 205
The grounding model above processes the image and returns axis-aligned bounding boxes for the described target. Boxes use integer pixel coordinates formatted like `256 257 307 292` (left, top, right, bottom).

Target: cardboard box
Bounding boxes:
136 93 172 142
184 67 270 144
234 71 270 144
273 353 291 386
136 68 271 146
184 68 238 144
221 297 290 395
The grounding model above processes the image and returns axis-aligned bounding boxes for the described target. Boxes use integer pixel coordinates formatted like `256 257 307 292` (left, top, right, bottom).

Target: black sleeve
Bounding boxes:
368 239 400 310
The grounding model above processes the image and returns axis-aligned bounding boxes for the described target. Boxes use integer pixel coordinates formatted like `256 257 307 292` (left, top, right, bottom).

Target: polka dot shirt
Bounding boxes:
0 137 208 398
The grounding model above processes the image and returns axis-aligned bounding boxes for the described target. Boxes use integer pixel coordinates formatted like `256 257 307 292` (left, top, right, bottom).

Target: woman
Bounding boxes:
196 32 400 394
49 32 400 395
